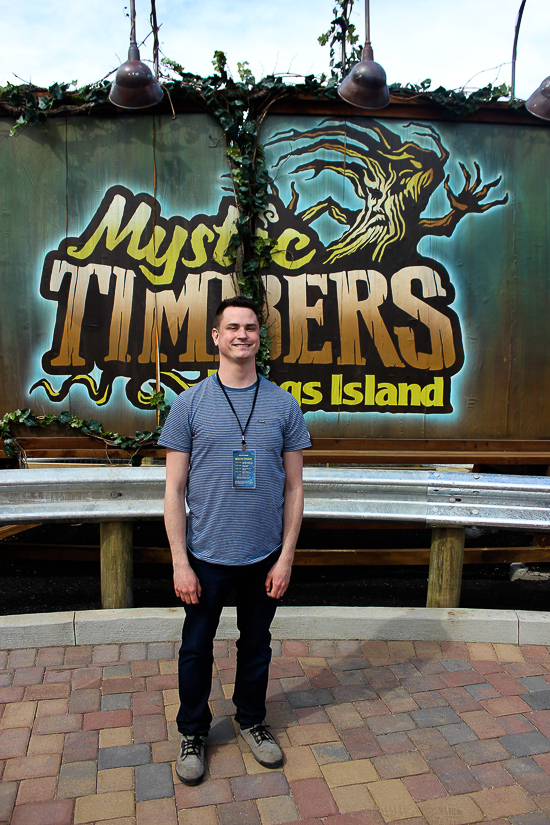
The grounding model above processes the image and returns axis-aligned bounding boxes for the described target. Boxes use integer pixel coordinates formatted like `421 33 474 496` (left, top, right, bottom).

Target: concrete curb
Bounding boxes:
0 611 76 649
2 606 550 649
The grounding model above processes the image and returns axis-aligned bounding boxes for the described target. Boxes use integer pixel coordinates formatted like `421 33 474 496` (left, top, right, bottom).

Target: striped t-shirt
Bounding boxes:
158 375 311 565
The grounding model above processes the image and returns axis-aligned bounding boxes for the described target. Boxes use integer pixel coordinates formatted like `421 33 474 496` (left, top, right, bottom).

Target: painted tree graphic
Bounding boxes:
267 120 508 264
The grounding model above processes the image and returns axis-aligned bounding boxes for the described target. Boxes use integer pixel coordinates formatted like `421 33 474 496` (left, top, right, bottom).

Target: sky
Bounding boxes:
0 0 548 102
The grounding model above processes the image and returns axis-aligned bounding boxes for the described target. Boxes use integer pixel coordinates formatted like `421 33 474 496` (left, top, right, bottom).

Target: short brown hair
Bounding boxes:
213 296 263 329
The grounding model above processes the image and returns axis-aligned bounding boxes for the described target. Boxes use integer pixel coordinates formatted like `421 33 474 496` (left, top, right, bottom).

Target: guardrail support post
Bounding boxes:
100 522 134 609
426 526 465 607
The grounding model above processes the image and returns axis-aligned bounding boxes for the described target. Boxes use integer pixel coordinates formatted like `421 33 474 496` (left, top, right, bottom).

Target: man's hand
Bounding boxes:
174 565 202 604
265 558 292 600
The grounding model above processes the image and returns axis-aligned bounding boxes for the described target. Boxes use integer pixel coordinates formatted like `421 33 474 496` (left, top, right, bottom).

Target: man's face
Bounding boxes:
212 307 260 365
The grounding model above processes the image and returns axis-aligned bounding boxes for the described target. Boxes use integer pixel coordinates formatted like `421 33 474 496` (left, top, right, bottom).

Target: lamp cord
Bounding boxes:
150 0 161 79
511 0 527 100
129 0 137 48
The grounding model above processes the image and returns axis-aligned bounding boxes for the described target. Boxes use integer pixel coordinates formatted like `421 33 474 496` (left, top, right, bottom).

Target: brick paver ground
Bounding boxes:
2 638 550 824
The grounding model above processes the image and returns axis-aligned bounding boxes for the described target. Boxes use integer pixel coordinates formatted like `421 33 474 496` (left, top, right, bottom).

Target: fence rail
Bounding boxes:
1 466 550 609
2 466 550 529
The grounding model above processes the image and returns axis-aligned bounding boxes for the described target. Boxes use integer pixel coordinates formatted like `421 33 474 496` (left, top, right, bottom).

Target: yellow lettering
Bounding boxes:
365 375 375 405
331 374 343 404
392 266 456 370
329 270 404 367
180 225 216 268
67 194 148 260
281 381 302 403
398 383 422 406
302 382 323 405
397 380 443 406
212 205 239 267
375 383 397 406
263 275 282 360
284 273 332 364
343 382 363 405
139 272 233 364
421 377 444 406
66 192 188 287
50 261 111 367
271 228 316 270
138 225 188 286
105 267 135 363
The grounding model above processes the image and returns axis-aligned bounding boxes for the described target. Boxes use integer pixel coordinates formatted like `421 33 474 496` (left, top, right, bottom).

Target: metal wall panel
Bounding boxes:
0 110 549 440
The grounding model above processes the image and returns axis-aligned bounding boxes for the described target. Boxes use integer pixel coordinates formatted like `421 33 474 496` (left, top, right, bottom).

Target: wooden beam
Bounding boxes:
3 435 550 466
100 522 134 609
305 438 550 466
3 543 550 567
426 527 466 608
0 523 41 540
294 549 432 565
0 436 165 461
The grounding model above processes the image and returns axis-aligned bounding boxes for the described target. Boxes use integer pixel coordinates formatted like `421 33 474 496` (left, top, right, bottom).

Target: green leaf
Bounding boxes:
3 438 16 457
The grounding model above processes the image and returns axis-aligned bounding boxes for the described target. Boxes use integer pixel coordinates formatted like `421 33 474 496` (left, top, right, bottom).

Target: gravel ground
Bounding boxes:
1 522 549 615
2 558 550 616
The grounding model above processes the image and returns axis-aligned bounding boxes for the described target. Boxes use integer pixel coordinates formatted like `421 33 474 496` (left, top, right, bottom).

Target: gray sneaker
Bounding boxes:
240 723 283 768
176 735 205 785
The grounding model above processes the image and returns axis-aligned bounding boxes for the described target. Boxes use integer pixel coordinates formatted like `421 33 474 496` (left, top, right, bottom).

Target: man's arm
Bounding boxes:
265 449 304 599
164 448 202 604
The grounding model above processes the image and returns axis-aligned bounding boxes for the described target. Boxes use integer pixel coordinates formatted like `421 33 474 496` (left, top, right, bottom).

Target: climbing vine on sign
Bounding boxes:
0 404 169 465
318 0 362 79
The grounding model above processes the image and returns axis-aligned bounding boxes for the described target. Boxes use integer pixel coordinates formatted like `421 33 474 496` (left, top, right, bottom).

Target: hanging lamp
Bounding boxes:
525 76 550 121
109 0 163 110
338 0 390 109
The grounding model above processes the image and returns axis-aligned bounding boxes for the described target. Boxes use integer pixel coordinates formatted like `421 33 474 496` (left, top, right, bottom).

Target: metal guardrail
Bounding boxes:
0 467 166 522
1 466 550 531
2 465 550 613
305 468 550 530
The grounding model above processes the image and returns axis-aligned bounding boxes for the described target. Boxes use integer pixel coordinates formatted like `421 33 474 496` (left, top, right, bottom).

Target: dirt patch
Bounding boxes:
1 521 548 615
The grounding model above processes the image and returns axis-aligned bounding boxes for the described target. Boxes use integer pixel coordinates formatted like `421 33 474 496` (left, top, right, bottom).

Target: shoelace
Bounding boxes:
180 736 203 757
247 724 275 745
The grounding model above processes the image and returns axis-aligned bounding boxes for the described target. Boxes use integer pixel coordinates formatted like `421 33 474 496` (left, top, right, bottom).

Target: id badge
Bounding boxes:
233 449 256 489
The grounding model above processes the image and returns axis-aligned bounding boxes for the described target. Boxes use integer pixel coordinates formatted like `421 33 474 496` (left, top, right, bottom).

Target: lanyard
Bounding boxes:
217 373 260 451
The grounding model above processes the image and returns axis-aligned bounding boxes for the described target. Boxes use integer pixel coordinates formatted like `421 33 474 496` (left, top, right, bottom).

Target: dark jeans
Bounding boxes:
176 549 280 737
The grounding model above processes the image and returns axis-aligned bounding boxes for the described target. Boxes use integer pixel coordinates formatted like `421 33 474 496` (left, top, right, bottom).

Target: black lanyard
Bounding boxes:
217 373 260 451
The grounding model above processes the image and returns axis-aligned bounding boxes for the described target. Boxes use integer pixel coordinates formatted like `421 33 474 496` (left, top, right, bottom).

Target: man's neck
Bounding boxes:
217 362 258 389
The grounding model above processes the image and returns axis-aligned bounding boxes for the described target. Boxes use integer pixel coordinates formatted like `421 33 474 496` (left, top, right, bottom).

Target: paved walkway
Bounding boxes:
2 638 550 825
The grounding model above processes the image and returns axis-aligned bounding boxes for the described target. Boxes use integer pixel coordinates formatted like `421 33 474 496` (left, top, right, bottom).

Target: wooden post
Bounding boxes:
426 526 465 608
100 522 134 609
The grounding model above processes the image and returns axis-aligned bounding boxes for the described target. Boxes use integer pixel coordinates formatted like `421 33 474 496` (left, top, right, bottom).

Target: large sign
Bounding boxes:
0 110 548 438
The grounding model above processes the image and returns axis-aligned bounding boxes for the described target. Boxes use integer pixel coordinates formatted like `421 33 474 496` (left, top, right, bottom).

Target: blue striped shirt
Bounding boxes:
159 375 311 565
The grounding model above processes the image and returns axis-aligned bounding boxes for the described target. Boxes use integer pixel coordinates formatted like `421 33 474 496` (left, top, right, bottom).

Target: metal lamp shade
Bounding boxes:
109 44 164 109
338 44 390 109
526 76 550 121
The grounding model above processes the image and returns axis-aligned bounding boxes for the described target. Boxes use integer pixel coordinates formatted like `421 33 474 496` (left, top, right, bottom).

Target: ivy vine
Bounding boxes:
0 399 169 466
160 52 291 377
318 0 361 80
389 78 512 118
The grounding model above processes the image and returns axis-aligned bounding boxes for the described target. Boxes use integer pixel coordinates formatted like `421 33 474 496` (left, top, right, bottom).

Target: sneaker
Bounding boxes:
240 723 283 768
176 735 205 785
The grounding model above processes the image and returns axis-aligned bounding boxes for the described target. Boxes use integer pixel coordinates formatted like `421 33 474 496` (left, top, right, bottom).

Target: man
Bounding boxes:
158 295 310 786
